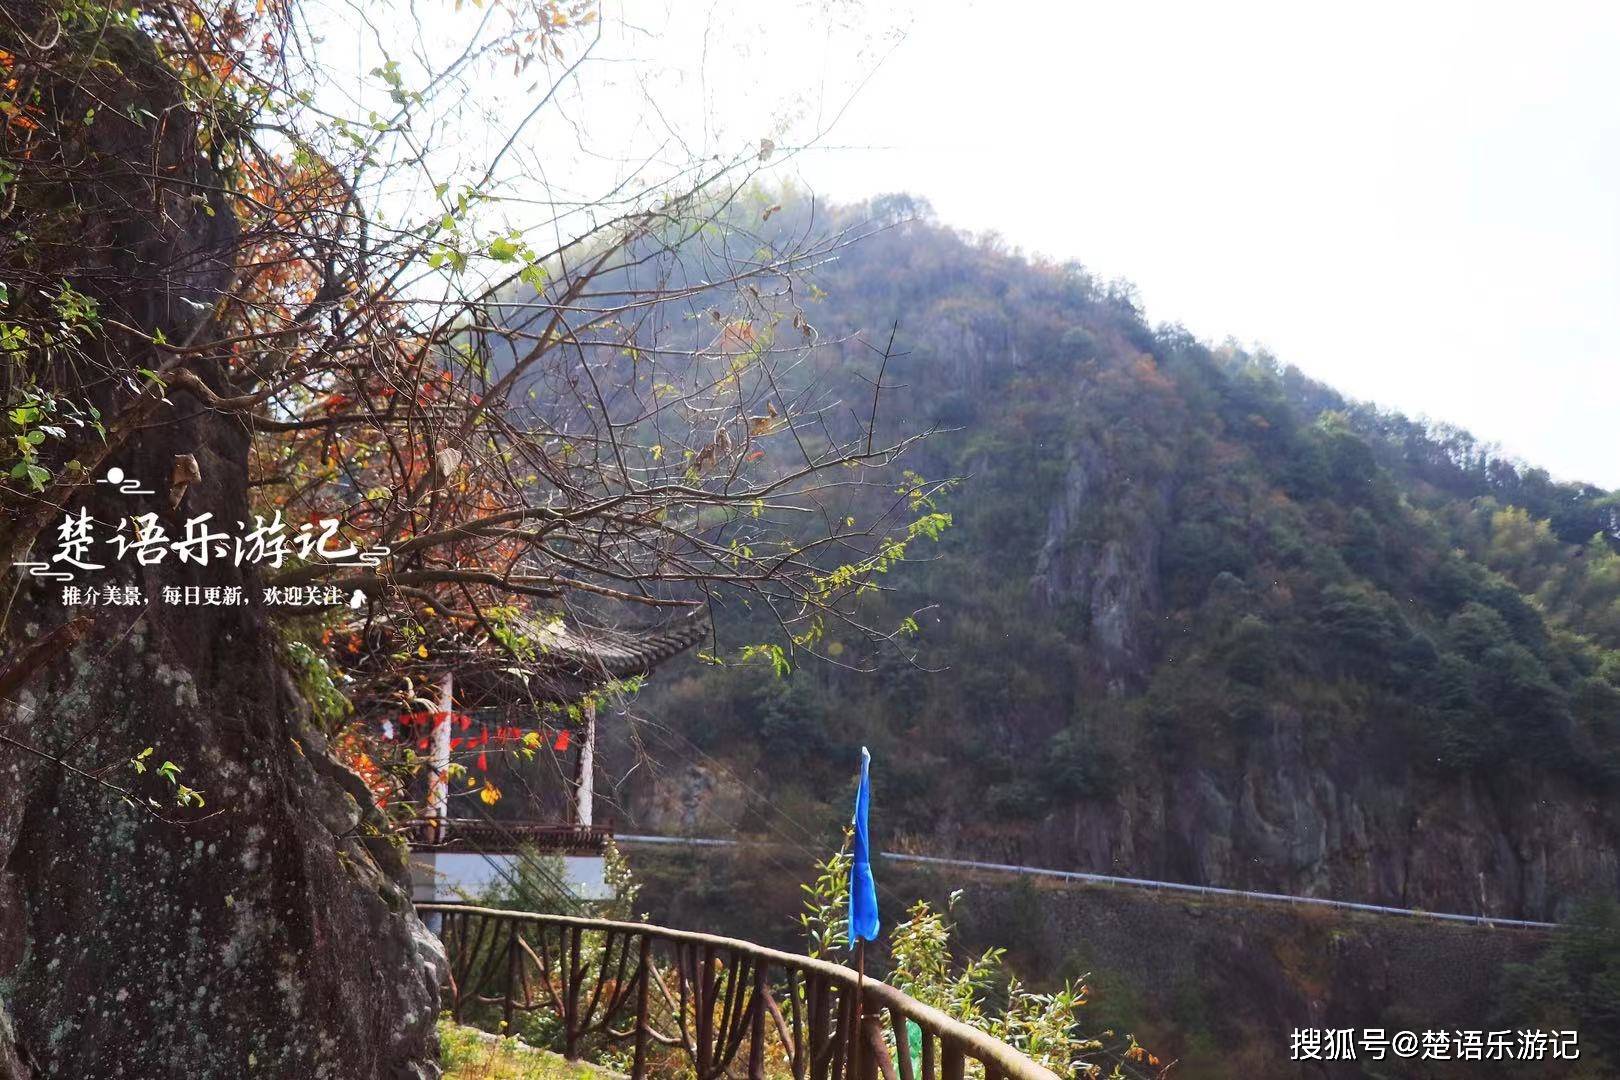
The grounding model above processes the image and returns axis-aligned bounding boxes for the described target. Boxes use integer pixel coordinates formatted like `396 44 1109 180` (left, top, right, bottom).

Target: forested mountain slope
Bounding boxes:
604 194 1620 922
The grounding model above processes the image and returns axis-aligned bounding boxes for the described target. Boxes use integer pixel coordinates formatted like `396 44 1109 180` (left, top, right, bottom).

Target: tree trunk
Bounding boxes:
0 20 443 1079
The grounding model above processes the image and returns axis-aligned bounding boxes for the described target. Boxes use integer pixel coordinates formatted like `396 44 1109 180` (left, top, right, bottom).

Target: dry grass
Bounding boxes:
438 1019 623 1080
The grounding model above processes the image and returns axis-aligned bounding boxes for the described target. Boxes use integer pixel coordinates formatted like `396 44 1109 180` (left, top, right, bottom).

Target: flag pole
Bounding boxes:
853 937 866 1080
849 746 877 1080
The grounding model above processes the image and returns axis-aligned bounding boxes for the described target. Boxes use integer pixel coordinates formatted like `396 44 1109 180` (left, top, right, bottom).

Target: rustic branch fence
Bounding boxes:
419 904 1062 1080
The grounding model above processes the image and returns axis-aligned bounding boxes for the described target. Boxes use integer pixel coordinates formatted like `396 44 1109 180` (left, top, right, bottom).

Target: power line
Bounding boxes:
614 835 1558 932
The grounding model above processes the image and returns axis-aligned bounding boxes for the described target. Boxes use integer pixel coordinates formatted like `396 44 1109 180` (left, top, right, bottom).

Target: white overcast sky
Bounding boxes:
757 0 1620 488
325 0 1619 487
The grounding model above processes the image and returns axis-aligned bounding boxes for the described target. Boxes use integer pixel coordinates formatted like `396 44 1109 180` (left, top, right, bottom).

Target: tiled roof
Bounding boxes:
511 607 711 681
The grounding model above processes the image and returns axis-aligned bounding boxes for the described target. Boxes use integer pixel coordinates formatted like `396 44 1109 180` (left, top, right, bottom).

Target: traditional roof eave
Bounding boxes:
417 607 711 703
514 606 711 680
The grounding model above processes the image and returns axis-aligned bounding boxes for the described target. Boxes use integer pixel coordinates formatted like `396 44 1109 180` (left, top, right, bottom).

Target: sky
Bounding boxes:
319 0 1620 487
763 0 1620 488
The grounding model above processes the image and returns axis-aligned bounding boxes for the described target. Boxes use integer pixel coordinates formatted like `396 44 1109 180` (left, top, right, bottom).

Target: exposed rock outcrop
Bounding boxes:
1030 435 1168 693
1028 704 1620 921
1013 363 1620 921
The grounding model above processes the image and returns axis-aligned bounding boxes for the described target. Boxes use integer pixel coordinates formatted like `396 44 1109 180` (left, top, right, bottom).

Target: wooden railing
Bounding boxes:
420 904 1062 1080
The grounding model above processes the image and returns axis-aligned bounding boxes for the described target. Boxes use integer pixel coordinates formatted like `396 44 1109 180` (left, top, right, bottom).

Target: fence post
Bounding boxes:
632 934 651 1079
856 1015 879 1080
749 963 767 1080
504 920 519 1034
861 1012 896 1080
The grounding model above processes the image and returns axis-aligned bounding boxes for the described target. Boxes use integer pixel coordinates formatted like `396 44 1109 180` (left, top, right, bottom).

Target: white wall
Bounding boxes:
409 851 611 903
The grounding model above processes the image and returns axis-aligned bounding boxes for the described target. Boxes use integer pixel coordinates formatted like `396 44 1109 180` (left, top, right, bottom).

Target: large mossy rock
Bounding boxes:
0 15 443 1079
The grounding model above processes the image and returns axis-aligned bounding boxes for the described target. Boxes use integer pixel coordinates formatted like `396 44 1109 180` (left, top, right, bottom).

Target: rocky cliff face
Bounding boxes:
1030 434 1168 694
1026 708 1620 920
1017 407 1620 922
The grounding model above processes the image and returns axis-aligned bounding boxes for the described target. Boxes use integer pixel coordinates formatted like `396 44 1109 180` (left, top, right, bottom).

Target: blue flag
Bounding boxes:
849 747 879 947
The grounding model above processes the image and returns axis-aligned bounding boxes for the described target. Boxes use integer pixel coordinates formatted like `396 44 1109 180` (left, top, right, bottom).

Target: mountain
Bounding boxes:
606 192 1620 924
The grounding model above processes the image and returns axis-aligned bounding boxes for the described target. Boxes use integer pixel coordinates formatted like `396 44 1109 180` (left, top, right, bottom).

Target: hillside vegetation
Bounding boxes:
608 193 1620 920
